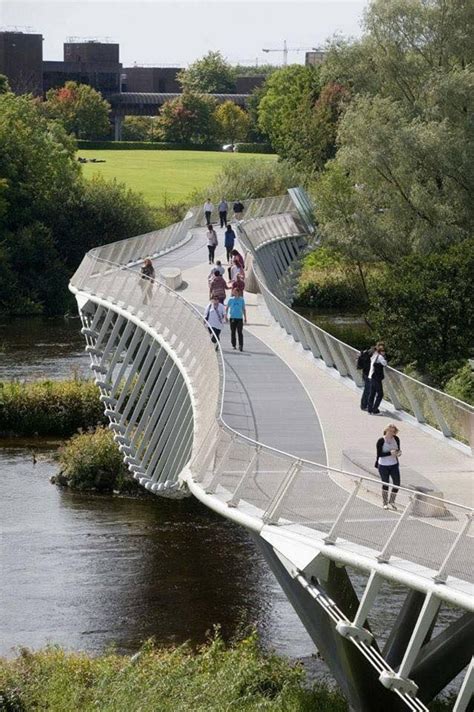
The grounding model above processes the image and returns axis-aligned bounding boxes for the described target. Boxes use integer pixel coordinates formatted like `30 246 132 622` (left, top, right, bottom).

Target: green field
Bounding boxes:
79 150 276 207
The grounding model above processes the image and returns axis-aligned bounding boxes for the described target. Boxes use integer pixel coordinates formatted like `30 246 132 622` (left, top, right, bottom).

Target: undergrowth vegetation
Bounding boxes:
0 378 104 437
0 633 348 712
55 426 135 493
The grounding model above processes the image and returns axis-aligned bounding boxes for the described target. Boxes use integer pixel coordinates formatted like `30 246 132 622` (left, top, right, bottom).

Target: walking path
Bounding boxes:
152 226 473 509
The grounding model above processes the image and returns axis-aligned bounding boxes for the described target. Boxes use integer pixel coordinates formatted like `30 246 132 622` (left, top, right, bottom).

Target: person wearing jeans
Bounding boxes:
226 287 247 352
375 424 401 509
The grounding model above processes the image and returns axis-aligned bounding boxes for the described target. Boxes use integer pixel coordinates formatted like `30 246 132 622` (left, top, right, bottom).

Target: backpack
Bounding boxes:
357 349 371 372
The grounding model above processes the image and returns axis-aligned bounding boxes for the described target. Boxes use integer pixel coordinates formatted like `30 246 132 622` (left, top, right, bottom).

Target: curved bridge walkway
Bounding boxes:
70 192 473 712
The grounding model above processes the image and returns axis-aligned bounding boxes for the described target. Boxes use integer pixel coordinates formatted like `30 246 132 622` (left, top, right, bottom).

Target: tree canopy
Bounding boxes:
42 81 111 140
178 51 236 94
215 101 249 145
159 92 219 145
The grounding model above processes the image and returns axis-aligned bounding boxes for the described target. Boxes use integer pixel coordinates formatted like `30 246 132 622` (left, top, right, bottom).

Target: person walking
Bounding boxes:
204 296 226 349
233 199 244 221
209 270 228 304
208 260 225 280
204 198 214 225
367 342 387 415
228 248 245 279
226 287 247 352
218 198 228 228
357 343 377 410
375 424 401 509
230 271 245 293
229 256 244 283
224 224 236 262
207 223 218 264
140 258 155 304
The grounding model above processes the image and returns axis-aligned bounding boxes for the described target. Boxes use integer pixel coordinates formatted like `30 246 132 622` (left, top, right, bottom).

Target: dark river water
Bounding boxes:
0 317 461 700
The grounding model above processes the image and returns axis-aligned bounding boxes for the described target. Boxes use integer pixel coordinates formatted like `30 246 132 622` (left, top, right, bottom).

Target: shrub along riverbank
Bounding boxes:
0 633 457 712
0 378 105 437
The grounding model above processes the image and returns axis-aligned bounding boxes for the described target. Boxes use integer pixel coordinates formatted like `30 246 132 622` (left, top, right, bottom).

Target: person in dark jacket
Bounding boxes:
224 224 236 262
375 424 401 509
367 342 387 414
218 199 228 228
233 200 244 221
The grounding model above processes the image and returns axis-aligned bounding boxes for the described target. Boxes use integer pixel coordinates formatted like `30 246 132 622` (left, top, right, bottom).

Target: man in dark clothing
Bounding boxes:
224 224 236 262
367 342 387 415
233 200 244 221
358 344 375 410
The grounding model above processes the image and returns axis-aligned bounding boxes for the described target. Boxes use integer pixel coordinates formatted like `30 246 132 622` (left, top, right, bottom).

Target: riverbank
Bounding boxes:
0 634 346 712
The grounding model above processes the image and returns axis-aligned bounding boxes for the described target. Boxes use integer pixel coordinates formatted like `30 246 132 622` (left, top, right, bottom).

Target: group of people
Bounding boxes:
206 244 247 352
203 199 248 353
203 197 245 229
357 343 402 508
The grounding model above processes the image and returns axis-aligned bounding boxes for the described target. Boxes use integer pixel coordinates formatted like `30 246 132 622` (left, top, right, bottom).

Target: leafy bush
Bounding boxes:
0 379 105 437
76 140 221 150
191 158 301 203
56 426 134 492
0 633 348 711
444 363 474 405
295 281 366 311
368 240 474 386
234 143 274 153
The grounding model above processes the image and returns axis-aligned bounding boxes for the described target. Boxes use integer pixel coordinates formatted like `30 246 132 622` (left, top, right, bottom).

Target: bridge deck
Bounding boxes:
154 226 472 510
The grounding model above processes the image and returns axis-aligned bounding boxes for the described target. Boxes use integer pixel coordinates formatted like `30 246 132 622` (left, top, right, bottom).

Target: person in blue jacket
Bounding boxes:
224 224 236 263
225 287 247 352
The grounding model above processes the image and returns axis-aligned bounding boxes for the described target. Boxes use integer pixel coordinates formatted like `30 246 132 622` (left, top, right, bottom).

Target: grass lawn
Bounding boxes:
79 149 277 207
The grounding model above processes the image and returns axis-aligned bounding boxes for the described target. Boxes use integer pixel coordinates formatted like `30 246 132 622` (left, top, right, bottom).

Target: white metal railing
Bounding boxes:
70 189 473 598
236 209 474 451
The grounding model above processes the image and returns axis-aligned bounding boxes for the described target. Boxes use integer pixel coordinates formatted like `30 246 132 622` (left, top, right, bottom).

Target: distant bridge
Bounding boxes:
108 92 250 139
70 190 473 712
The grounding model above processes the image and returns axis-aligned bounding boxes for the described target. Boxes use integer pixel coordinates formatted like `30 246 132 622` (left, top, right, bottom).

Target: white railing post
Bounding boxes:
262 460 302 524
434 512 473 583
324 479 363 544
228 447 260 507
377 498 414 564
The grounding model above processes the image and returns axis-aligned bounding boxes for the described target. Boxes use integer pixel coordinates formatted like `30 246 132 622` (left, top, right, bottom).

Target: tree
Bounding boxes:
215 101 249 145
43 81 111 139
368 239 474 385
257 65 320 158
178 51 236 93
159 92 219 144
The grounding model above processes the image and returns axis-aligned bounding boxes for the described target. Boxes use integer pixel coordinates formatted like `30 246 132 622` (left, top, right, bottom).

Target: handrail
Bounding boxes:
70 189 473 594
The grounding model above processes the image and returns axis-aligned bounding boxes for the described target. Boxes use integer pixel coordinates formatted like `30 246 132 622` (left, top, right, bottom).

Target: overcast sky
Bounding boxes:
1 0 368 67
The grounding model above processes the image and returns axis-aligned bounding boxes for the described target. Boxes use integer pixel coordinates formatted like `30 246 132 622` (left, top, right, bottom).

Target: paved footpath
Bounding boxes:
153 226 473 509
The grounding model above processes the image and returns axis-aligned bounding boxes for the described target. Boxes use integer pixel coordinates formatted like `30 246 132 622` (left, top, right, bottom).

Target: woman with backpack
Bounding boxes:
375 424 402 509
207 223 218 264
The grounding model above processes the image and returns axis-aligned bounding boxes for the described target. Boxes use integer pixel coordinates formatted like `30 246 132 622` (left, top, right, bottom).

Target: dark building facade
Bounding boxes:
0 31 43 95
122 67 182 94
234 75 265 93
43 41 121 96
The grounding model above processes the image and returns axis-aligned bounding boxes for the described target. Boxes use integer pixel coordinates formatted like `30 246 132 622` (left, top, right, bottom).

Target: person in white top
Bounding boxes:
208 260 225 280
204 198 214 225
218 198 228 228
229 256 244 282
375 424 401 509
207 224 218 264
367 342 387 414
204 296 226 350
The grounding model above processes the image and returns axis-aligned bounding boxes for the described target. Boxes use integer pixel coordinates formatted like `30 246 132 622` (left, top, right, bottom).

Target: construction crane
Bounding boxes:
262 40 317 66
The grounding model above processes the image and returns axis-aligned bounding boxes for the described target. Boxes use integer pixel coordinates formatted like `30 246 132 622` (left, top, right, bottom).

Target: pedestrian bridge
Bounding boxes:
70 189 473 712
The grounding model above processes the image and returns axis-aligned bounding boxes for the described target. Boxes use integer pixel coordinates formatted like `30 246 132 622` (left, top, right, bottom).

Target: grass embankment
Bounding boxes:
0 379 105 437
0 634 347 712
79 150 277 207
